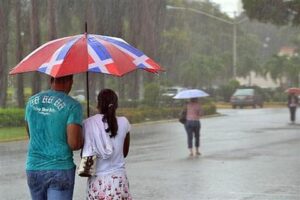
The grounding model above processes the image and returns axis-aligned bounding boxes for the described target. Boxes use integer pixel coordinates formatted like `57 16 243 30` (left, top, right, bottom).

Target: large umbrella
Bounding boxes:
285 87 300 95
173 89 209 99
10 28 164 116
9 34 162 77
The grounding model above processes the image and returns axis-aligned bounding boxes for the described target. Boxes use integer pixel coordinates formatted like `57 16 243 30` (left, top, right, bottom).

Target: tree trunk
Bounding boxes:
118 77 125 100
94 0 106 94
46 0 57 89
30 0 41 95
91 0 126 98
47 0 57 41
0 0 11 108
112 0 126 100
127 0 143 100
15 0 25 108
126 0 166 99
137 0 165 83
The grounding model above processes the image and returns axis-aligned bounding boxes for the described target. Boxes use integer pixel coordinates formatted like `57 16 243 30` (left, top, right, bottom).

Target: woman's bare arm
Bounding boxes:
123 132 130 157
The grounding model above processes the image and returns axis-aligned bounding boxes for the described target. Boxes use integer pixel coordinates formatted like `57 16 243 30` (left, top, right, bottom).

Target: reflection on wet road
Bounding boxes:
0 108 299 199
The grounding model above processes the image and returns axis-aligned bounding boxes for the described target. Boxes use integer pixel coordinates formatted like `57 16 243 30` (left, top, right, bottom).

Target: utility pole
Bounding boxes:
233 11 237 78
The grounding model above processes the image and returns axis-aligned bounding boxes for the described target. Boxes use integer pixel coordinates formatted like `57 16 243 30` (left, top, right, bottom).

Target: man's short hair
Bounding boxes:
51 75 73 84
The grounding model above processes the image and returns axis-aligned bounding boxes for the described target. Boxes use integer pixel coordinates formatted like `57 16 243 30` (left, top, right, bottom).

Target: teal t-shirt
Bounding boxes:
25 90 82 170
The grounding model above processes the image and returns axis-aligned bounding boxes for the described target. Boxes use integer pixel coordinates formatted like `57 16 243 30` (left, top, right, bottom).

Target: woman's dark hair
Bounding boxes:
97 89 118 137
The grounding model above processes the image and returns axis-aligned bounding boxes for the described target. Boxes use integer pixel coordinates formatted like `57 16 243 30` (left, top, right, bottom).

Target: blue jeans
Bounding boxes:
184 120 201 149
26 167 75 200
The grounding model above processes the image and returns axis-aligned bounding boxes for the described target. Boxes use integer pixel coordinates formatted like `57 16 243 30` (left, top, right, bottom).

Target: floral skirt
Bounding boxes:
86 171 132 200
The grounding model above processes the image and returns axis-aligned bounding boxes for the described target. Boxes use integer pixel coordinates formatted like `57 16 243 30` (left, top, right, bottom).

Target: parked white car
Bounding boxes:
161 87 187 98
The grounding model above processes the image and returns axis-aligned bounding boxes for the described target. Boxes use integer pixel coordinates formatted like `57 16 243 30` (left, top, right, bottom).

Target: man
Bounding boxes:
25 75 83 200
288 93 299 123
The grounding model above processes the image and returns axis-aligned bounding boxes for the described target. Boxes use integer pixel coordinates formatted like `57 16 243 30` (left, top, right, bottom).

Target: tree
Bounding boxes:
126 0 149 99
126 0 166 99
236 33 261 77
239 8 300 87
179 54 225 88
263 55 288 87
143 82 160 106
242 0 300 26
30 0 41 95
38 0 56 92
285 55 300 86
47 0 57 41
0 0 11 107
83 0 126 102
262 40 300 87
218 79 240 102
15 0 25 108
137 0 166 82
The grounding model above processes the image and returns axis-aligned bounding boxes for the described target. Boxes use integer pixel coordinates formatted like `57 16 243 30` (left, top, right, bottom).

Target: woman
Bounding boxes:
82 89 132 200
184 98 202 156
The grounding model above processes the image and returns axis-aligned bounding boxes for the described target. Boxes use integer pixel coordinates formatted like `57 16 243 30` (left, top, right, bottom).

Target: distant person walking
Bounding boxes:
288 93 299 123
25 75 83 200
82 89 132 199
184 98 202 156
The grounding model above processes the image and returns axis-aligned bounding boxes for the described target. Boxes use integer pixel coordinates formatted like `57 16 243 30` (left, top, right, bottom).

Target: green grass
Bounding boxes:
0 127 27 142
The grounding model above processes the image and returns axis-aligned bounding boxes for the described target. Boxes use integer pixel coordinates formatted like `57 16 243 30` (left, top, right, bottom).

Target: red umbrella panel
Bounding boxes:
9 34 163 77
285 87 300 94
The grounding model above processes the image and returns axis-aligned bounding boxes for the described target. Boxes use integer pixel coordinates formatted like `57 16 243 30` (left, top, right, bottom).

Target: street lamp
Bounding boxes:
166 5 247 78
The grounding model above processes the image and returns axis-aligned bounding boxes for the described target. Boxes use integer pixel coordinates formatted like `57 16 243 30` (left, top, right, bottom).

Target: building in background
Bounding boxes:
236 72 281 89
237 46 297 89
278 46 298 57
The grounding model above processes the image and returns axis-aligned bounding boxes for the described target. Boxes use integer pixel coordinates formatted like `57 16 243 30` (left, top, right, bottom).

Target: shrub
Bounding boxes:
117 102 216 124
119 99 140 108
0 108 25 127
0 102 216 127
217 79 240 102
143 83 160 107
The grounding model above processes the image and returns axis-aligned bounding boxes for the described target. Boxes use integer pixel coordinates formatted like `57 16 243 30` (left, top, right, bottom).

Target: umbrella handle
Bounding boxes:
85 22 89 117
86 72 90 117
85 22 88 34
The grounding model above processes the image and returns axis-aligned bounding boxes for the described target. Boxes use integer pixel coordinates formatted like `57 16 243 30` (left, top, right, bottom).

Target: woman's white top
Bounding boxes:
82 114 131 175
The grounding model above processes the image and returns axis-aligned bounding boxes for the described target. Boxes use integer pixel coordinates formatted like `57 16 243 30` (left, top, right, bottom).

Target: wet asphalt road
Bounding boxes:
0 108 300 200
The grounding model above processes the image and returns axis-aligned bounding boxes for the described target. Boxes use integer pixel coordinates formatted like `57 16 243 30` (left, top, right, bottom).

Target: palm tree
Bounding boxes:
264 55 288 87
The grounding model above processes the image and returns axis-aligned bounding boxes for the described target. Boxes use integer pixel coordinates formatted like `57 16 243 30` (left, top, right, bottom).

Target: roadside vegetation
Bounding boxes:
0 127 27 142
0 98 216 142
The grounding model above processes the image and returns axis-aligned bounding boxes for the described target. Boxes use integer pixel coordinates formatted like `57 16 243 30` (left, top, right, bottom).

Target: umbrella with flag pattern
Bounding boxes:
9 34 162 77
10 29 164 116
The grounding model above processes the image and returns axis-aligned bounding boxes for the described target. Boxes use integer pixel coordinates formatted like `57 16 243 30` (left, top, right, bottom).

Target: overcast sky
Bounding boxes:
209 0 243 17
